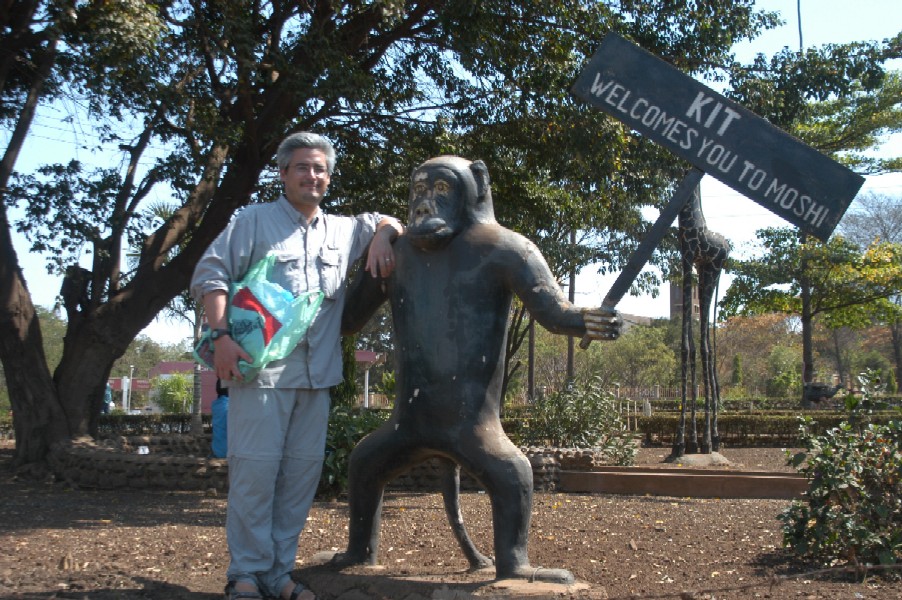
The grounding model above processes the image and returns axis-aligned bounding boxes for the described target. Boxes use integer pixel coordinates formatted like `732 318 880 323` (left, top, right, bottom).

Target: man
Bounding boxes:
190 132 402 600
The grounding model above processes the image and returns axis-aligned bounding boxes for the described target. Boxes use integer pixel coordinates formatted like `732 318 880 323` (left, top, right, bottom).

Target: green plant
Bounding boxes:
884 369 897 395
731 354 744 387
152 373 193 414
518 375 635 464
317 405 389 499
331 336 360 407
377 370 396 398
779 371 902 575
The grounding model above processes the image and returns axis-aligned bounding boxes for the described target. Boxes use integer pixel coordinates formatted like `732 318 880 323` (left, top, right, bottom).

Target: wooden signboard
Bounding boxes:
572 33 864 241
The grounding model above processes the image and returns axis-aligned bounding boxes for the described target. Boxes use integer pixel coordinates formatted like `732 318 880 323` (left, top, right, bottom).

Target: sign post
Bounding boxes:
571 33 865 346
579 168 703 348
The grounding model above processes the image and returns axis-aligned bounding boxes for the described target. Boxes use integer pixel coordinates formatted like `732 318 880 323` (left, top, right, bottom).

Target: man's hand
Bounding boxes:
581 306 623 341
365 217 404 278
213 335 253 382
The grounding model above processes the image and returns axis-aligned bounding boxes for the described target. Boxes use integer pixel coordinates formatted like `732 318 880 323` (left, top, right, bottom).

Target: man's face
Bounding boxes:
280 148 331 211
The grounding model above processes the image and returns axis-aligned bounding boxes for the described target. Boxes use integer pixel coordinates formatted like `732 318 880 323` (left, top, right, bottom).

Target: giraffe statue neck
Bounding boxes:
679 187 706 232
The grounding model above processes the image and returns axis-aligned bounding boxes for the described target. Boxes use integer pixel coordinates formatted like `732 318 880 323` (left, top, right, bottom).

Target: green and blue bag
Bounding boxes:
194 253 324 381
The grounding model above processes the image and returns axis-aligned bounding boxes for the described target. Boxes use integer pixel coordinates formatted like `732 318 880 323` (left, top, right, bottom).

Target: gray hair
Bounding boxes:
276 132 336 174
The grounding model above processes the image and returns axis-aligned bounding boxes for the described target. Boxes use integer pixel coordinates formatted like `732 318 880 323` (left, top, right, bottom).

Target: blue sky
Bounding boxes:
6 0 902 343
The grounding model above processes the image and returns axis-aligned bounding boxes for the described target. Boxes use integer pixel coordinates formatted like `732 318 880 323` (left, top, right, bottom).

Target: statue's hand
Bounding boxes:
581 306 622 341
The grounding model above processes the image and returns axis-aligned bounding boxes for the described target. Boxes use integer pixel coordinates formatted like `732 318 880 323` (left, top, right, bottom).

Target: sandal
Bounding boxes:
224 581 264 600
283 581 317 600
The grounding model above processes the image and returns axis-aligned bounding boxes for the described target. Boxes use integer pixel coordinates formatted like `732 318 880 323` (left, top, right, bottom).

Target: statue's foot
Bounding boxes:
498 565 575 584
327 550 375 569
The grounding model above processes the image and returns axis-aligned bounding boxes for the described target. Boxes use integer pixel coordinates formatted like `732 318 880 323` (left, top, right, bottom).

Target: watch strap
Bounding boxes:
210 328 231 341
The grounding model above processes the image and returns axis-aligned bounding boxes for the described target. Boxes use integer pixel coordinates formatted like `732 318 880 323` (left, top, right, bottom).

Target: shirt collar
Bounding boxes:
277 195 322 226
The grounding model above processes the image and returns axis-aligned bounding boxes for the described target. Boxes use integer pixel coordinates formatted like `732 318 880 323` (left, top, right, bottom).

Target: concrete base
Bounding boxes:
558 467 807 499
664 451 732 467
304 552 600 598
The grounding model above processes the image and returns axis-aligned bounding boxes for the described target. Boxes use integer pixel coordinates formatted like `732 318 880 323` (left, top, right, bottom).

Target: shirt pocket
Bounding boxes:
319 247 343 299
271 250 304 296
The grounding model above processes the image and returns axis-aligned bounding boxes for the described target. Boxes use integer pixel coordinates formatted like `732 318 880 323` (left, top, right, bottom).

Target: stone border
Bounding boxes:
48 435 228 491
47 436 607 492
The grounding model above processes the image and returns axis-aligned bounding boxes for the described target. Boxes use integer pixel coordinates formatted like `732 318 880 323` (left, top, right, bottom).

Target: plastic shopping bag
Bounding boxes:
194 253 324 381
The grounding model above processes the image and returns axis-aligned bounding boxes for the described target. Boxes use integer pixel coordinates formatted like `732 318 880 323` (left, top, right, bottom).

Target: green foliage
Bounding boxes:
152 373 193 414
636 412 886 447
377 370 396 399
886 370 898 395
331 336 359 407
515 375 635 465
588 323 678 389
731 354 744 387
765 346 803 398
112 335 188 379
726 38 902 173
723 228 902 325
779 372 902 573
317 406 389 499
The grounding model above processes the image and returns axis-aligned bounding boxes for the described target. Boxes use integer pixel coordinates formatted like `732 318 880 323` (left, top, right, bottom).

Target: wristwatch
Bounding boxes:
209 328 231 341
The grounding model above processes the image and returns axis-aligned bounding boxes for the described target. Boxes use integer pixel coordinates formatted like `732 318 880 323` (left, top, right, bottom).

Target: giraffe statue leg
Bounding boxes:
673 256 693 458
698 266 715 454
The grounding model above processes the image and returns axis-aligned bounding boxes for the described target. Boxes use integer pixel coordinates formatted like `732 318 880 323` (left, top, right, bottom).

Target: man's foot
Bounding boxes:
224 581 263 599
280 580 316 600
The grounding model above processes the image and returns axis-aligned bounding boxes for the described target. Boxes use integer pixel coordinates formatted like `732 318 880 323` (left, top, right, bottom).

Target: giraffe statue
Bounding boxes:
673 184 730 457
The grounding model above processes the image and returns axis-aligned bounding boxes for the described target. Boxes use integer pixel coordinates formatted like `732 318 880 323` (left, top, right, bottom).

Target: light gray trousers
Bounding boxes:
225 386 330 597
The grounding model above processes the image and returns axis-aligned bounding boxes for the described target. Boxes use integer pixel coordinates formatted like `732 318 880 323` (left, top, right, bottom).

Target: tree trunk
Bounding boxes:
830 328 842 387
800 234 814 408
0 261 69 469
0 30 67 470
191 309 203 434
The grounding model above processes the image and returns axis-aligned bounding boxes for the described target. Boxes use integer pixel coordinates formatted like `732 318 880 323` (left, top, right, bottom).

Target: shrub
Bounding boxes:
317 405 389 499
779 371 902 576
152 373 193 414
515 375 635 465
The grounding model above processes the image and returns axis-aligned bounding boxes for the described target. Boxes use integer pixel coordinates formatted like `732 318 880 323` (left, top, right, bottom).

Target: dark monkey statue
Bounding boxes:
336 156 622 583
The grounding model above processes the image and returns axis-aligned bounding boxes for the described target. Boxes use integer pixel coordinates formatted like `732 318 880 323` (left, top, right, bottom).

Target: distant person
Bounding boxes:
211 379 228 459
101 383 113 415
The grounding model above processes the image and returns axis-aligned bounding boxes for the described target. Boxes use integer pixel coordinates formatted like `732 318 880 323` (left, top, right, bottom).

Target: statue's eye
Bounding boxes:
413 182 428 195
434 180 450 194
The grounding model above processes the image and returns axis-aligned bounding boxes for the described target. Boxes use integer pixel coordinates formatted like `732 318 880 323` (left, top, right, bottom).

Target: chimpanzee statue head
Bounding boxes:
406 156 496 251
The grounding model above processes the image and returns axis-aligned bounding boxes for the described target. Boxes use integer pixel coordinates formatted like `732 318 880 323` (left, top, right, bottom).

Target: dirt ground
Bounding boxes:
1 441 899 600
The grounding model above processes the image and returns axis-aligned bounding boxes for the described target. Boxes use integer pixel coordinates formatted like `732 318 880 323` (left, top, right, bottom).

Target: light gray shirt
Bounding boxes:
190 195 383 389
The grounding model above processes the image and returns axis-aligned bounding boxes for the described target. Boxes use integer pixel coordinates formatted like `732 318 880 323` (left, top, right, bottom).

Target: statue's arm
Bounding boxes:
341 257 388 335
503 233 621 341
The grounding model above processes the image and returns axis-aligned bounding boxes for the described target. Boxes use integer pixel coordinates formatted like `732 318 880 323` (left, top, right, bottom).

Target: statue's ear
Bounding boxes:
471 160 490 204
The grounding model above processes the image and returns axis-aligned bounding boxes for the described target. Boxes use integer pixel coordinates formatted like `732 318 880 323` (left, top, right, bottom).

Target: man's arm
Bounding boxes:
202 289 253 382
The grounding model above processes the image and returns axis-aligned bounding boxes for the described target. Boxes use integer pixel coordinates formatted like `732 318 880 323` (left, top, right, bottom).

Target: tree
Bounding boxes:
722 33 902 399
585 323 678 390
523 319 677 396
730 354 743 388
3 2 900 472
838 191 902 388
3 1 794 470
716 313 800 398
722 227 902 402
